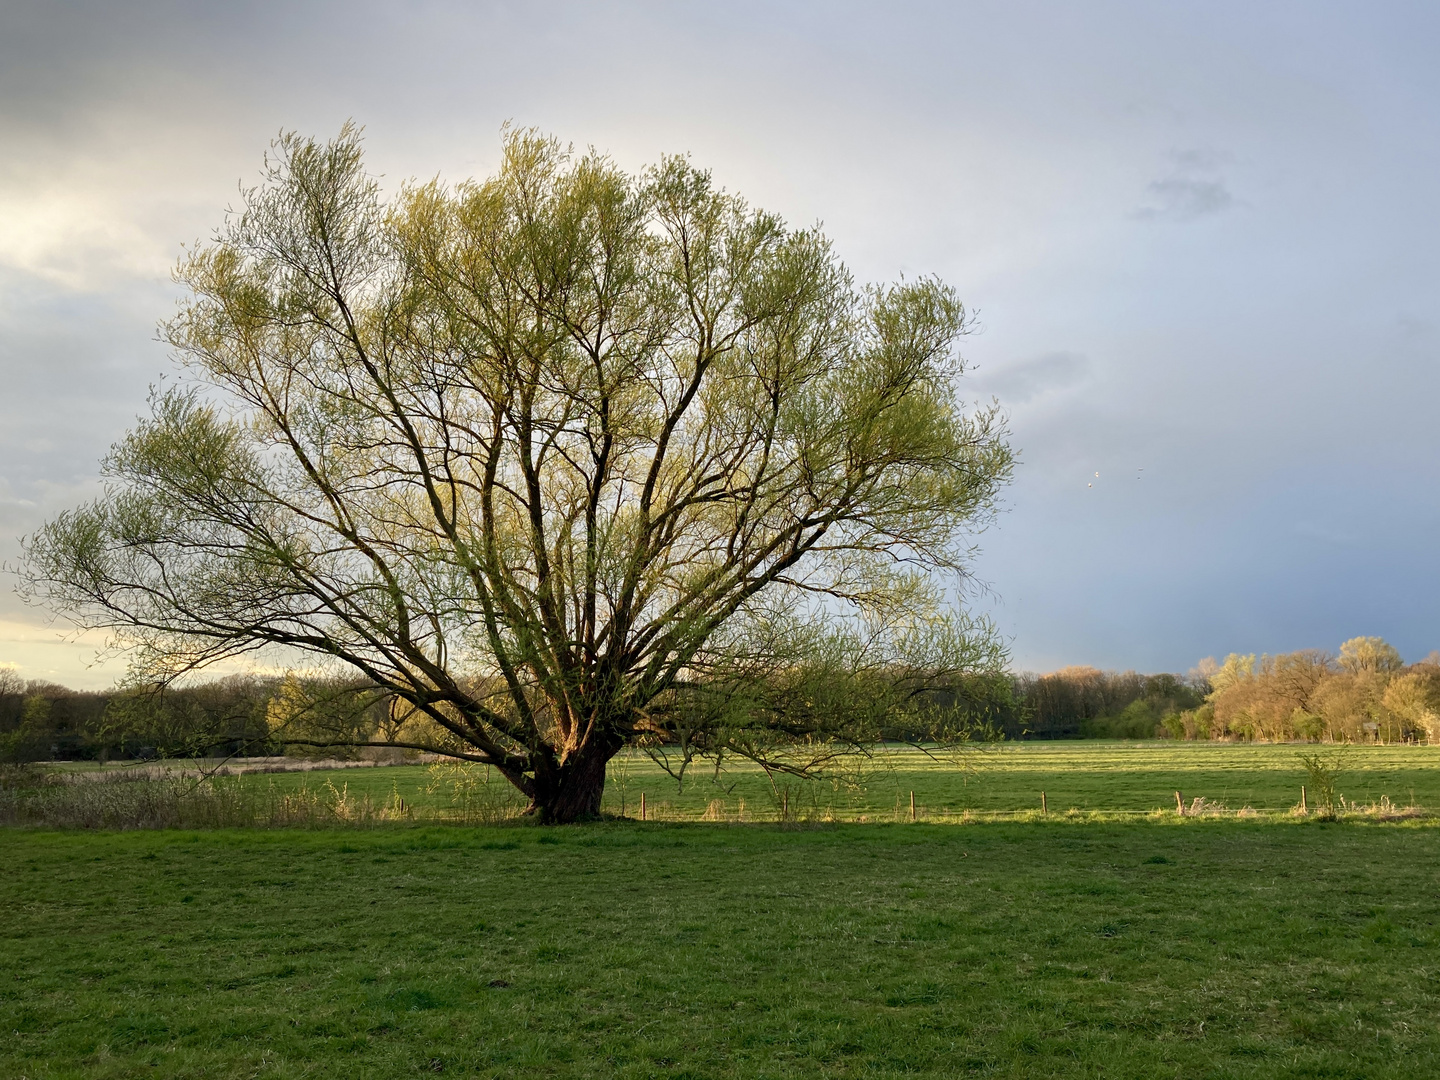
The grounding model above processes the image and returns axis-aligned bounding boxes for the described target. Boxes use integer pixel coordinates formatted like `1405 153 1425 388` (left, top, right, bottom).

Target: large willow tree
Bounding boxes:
24 127 1013 821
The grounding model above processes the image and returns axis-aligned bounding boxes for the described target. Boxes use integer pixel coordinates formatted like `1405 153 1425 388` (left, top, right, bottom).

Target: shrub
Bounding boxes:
1297 751 1345 820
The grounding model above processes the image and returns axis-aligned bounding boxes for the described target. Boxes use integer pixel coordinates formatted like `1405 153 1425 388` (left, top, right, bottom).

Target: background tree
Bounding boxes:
1336 636 1405 676
1173 638 1432 744
1383 666 1440 743
264 674 389 759
1004 666 1203 740
1208 650 1330 742
0 677 111 763
22 127 1012 821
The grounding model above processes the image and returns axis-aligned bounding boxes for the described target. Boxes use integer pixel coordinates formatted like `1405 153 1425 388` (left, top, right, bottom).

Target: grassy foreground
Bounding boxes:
4 820 1439 1078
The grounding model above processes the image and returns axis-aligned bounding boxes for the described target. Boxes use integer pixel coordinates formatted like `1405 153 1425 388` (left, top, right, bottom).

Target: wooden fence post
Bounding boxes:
640 792 646 822
1175 791 1184 816
1301 785 1307 813
1041 791 1047 816
909 791 916 822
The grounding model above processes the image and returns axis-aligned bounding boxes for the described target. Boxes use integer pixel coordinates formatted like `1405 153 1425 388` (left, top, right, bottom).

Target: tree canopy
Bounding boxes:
1173 638 1439 743
22 126 1013 821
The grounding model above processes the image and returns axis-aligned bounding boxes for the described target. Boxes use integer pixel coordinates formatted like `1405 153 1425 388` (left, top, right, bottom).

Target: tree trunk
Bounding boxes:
530 738 619 824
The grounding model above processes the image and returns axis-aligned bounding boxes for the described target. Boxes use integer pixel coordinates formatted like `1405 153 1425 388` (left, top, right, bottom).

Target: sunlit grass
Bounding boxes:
61 741 1440 823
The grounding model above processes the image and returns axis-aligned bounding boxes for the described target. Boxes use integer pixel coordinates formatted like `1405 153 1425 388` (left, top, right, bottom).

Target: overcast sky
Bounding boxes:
2 1 1438 687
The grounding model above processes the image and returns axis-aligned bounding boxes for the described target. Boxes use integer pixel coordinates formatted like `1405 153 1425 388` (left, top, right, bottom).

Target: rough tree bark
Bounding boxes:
528 736 623 824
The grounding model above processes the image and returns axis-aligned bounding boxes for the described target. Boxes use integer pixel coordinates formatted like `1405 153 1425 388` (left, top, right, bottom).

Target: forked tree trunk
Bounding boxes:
529 736 621 824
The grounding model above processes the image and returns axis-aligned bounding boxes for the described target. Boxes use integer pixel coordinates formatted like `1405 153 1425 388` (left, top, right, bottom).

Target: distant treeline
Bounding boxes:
0 671 403 763
999 668 1206 740
1179 637 1439 743
0 671 274 762
3 636 1434 760
997 636 1439 743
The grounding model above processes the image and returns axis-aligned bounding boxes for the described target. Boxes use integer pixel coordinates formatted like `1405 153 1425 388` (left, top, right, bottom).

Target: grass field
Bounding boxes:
4 820 1440 1078
7 743 1440 1078
67 741 1440 823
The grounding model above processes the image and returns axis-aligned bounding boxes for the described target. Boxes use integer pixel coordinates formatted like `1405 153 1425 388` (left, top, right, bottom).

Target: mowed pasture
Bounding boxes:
60 741 1440 823
4 821 1440 1078
6 743 1440 1078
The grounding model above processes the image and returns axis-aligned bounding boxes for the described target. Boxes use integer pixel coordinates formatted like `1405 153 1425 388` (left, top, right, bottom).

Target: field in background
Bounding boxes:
57 741 1440 823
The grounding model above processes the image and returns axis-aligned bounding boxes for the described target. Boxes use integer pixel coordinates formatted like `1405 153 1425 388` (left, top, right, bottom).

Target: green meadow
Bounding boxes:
6 743 1440 1078
63 741 1440 823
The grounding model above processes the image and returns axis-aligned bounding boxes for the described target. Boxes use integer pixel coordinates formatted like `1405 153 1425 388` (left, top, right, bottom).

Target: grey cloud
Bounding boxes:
971 352 1089 406
1168 148 1232 172
1133 147 1235 221
1135 177 1234 221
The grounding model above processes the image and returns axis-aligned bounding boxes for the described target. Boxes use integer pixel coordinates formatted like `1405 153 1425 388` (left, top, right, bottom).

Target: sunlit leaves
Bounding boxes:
22 125 1014 816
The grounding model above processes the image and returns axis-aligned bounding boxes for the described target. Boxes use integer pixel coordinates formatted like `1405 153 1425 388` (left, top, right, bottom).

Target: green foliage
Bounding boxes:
0 699 42 764
1010 667 1204 739
104 676 274 759
264 675 388 759
0 676 280 763
21 125 1013 820
1297 751 1346 820
0 675 110 762
1080 697 1167 739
